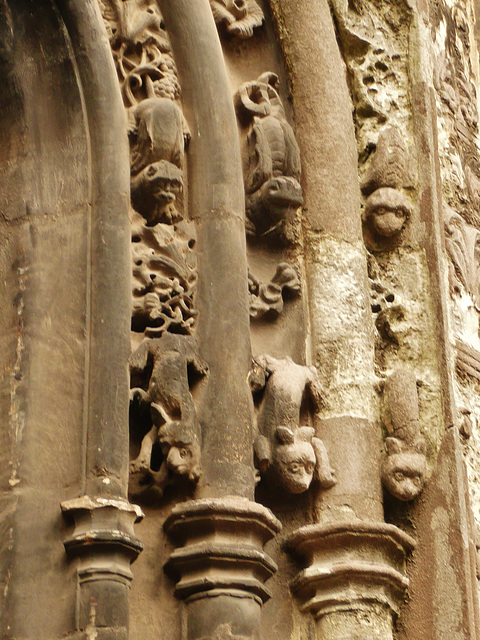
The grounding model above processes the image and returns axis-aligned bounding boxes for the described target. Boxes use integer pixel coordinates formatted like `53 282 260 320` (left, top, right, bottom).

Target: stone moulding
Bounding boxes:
61 497 144 578
456 338 480 380
164 497 281 604
61 497 144 633
288 522 415 618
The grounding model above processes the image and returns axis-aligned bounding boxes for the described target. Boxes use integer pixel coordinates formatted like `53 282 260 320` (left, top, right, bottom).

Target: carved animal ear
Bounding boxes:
414 437 426 455
385 437 403 455
254 435 271 472
249 360 268 393
297 426 315 442
275 426 295 444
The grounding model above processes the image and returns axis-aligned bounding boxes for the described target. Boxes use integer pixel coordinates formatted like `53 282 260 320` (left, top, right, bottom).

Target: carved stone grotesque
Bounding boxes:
130 97 186 173
362 127 414 244
364 187 412 239
129 334 207 497
381 369 427 501
131 160 184 225
210 0 264 39
250 355 336 493
235 73 303 244
130 97 187 224
248 262 300 319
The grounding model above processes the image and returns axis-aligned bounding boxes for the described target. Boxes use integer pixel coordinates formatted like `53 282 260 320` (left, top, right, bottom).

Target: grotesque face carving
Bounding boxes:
381 437 426 501
159 422 201 482
364 187 412 238
259 176 304 225
131 160 183 225
270 426 316 494
272 437 316 494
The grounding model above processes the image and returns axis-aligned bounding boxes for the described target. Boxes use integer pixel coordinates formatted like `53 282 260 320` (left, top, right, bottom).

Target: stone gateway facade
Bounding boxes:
1 0 480 639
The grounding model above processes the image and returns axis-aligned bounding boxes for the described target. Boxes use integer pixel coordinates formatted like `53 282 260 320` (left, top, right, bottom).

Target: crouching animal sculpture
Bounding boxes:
381 369 427 501
129 334 207 497
250 355 336 494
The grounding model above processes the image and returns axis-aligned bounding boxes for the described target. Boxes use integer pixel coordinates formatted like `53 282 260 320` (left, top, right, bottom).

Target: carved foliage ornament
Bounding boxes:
99 0 180 105
210 0 264 39
444 205 480 308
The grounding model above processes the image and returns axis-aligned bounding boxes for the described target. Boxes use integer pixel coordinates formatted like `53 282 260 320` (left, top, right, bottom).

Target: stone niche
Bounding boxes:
0 1 480 640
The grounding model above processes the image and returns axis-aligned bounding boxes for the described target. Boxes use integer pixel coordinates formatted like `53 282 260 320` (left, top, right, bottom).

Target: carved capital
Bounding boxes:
164 497 281 604
61 496 144 584
288 522 415 619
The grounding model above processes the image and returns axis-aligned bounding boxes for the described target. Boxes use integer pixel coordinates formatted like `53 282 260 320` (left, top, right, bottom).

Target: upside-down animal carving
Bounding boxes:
381 369 427 501
250 355 336 494
210 0 264 39
129 334 207 497
235 73 303 244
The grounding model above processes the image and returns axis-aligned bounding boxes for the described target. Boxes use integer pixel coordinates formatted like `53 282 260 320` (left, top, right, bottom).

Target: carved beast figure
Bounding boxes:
250 355 335 494
129 334 207 497
381 369 427 501
235 73 303 244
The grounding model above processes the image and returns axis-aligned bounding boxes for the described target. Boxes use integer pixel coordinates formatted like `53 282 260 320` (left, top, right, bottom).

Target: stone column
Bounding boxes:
157 2 280 639
57 2 143 638
269 0 414 637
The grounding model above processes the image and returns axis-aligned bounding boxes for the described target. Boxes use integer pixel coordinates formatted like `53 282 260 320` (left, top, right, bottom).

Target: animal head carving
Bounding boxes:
158 421 201 483
131 160 183 225
258 176 304 226
381 437 426 501
255 426 335 494
364 188 412 238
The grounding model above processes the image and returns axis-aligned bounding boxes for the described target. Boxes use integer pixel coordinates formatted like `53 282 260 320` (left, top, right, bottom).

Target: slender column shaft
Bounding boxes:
156 4 279 640
56 3 142 638
57 0 132 500
270 2 411 638
158 0 255 499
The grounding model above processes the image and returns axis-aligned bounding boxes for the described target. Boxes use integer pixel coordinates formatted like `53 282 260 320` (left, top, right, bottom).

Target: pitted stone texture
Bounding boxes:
305 235 376 421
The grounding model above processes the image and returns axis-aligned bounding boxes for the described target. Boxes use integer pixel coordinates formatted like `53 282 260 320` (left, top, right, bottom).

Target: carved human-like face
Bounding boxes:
369 205 407 238
364 187 412 239
272 440 316 494
381 452 426 501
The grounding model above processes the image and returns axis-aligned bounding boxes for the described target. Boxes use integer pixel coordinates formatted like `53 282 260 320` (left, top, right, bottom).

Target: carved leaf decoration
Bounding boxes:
210 0 264 38
444 207 480 308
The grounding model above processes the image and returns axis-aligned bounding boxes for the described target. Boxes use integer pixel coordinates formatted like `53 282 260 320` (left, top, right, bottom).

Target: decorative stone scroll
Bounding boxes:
250 355 336 494
99 0 180 106
209 0 264 39
235 73 303 245
248 263 300 319
381 369 427 501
